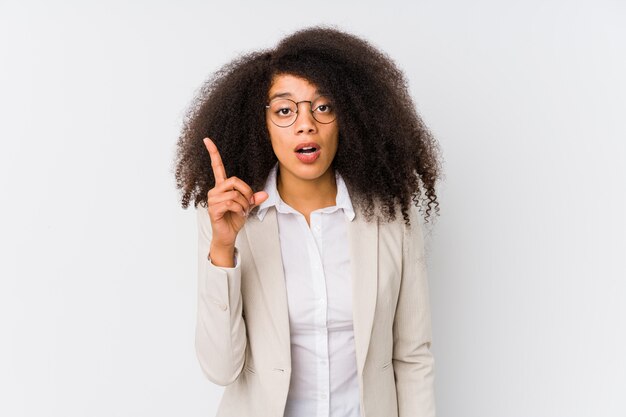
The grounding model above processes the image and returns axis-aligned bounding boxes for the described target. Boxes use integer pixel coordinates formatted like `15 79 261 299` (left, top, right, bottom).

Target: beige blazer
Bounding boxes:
195 204 435 417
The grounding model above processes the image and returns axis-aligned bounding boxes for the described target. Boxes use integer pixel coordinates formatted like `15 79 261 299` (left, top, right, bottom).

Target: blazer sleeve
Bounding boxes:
393 206 436 417
194 206 247 386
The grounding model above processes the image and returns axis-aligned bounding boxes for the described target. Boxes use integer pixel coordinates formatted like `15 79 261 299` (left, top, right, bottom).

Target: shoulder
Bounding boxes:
374 203 423 233
404 204 424 234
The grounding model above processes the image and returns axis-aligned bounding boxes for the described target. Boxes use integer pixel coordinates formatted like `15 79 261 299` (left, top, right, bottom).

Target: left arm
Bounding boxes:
393 206 436 417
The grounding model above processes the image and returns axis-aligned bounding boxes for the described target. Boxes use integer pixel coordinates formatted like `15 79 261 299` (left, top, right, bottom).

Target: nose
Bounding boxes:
294 102 317 134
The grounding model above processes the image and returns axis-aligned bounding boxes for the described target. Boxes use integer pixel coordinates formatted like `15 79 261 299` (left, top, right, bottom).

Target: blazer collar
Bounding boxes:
256 163 355 222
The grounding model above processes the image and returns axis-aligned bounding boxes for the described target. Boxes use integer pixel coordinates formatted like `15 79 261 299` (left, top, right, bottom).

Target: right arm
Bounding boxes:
195 205 246 386
194 137 268 386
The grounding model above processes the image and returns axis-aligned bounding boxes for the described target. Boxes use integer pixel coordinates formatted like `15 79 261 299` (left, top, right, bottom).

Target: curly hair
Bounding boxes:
174 26 443 224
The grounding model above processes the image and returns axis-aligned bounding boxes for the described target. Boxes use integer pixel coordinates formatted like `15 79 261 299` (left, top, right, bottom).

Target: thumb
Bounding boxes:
250 191 269 207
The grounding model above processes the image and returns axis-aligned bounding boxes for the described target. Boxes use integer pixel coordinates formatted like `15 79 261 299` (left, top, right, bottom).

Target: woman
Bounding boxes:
175 27 442 417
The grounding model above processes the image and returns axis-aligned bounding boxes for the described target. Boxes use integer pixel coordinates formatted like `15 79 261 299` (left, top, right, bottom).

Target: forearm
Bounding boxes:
195 252 247 385
394 343 436 417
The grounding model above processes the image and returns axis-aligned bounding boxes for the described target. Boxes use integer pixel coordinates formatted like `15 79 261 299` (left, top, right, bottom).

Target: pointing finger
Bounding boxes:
203 137 227 184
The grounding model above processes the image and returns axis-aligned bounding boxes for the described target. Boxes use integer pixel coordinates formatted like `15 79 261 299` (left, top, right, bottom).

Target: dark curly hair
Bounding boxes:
174 26 443 224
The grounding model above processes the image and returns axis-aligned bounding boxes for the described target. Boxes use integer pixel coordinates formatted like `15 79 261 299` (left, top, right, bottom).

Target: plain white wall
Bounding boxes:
1 0 624 416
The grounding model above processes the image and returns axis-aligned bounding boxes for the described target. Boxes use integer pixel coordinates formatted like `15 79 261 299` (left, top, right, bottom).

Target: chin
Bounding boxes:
281 160 333 181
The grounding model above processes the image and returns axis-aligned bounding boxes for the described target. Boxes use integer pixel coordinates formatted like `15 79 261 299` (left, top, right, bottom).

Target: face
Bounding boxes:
266 74 339 186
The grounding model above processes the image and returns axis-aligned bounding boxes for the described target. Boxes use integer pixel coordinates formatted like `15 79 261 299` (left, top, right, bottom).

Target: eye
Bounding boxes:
269 99 297 118
276 107 294 117
314 103 332 113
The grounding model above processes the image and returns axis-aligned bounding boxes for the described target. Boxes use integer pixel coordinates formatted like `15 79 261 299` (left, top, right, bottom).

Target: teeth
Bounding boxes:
302 147 314 151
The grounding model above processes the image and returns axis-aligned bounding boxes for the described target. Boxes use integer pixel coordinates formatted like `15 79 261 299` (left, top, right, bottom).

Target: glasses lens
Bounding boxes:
268 99 297 127
311 96 336 124
266 97 337 127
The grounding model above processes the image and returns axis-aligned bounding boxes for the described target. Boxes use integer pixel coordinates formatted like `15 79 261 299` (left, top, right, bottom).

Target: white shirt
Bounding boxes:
256 164 360 417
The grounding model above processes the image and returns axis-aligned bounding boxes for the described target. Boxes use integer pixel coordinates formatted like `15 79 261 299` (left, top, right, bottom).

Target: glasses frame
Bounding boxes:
265 97 337 128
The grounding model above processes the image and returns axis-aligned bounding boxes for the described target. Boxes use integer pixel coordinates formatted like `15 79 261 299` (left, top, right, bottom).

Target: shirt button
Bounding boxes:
320 393 327 399
320 360 327 366
319 298 325 304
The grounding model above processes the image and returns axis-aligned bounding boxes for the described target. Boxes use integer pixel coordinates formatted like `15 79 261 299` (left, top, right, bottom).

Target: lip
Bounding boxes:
293 142 321 164
293 142 321 152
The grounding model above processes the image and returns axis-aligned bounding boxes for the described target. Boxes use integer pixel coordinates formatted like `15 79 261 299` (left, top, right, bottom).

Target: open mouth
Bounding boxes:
296 146 318 154
294 143 321 163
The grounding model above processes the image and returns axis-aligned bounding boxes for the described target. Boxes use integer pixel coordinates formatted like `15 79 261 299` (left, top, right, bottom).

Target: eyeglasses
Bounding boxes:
265 96 336 128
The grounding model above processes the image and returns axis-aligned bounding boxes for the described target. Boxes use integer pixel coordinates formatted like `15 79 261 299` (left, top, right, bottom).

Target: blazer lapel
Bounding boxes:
348 210 379 375
244 206 378 375
244 208 292 362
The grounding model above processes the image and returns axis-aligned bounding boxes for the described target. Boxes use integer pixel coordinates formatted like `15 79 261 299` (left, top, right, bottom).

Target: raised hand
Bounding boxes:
203 137 268 266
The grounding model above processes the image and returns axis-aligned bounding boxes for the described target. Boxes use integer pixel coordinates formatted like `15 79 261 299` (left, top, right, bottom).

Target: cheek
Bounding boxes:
266 122 278 146
267 128 288 158
327 128 339 153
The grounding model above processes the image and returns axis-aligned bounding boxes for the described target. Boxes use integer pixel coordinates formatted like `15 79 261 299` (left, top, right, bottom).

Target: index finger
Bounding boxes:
203 137 227 184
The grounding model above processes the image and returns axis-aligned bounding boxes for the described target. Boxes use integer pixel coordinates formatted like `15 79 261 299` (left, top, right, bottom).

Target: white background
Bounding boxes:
1 0 625 416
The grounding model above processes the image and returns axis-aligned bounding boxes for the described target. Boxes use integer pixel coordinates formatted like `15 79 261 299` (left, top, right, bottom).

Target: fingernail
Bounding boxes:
249 196 255 205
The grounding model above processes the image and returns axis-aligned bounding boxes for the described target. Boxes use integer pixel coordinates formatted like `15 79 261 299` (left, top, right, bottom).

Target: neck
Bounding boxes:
277 165 338 213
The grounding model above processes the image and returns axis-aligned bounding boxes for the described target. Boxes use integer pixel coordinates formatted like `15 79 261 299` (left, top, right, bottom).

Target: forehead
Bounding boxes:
268 74 323 99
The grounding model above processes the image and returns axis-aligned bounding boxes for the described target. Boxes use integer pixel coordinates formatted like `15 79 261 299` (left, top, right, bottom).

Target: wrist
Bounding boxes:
209 243 236 268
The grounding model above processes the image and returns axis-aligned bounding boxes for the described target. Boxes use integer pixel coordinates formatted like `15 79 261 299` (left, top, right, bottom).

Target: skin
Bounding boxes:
266 74 339 224
203 137 268 267
204 74 340 267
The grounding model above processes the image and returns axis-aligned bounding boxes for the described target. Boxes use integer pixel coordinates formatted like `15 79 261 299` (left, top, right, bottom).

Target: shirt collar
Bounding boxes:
256 163 355 222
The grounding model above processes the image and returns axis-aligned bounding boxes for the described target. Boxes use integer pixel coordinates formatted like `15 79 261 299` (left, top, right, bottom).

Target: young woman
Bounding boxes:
175 27 442 417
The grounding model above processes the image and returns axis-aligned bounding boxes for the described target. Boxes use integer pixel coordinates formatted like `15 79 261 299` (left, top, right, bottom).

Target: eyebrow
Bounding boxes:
268 90 330 101
268 92 294 101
